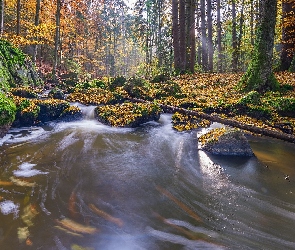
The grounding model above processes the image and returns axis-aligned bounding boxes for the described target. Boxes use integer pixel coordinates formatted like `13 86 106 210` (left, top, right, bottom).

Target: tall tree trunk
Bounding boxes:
250 0 254 46
237 0 245 70
172 0 180 72
280 0 295 71
200 0 207 71
0 0 4 36
239 0 279 93
189 0 196 73
16 0 21 35
207 0 213 71
232 0 238 72
217 0 222 72
53 0 61 79
179 0 186 72
33 0 41 64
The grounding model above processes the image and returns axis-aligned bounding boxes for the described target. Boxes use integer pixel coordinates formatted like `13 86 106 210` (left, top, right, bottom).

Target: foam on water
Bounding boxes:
13 162 48 177
0 200 20 218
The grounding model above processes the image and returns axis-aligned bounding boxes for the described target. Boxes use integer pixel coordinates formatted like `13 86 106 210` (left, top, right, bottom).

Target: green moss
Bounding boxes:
0 39 42 89
237 91 261 105
0 93 16 126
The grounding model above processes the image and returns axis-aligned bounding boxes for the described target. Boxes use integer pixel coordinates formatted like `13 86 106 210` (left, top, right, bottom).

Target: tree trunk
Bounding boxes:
53 0 61 80
250 0 254 46
189 0 196 73
179 0 186 72
0 0 4 36
33 0 41 64
128 97 295 144
207 0 213 72
237 0 245 71
172 0 180 72
239 0 279 93
217 0 222 72
280 0 295 71
17 0 21 35
232 0 238 72
200 0 207 71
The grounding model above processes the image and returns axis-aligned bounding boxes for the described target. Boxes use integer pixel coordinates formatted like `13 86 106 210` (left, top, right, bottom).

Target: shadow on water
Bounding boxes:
0 109 295 249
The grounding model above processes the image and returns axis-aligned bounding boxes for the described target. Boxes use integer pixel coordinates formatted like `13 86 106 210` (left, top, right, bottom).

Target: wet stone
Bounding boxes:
199 127 254 156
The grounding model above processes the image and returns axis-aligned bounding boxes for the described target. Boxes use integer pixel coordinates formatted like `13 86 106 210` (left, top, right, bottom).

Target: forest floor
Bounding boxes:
151 72 295 135
8 71 295 141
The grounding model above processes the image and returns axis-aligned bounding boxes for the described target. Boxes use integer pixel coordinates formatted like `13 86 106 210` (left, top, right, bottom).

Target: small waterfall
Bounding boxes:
75 104 96 120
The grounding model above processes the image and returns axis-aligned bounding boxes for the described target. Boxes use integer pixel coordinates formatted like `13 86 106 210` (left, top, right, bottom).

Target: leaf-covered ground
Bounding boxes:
165 72 295 133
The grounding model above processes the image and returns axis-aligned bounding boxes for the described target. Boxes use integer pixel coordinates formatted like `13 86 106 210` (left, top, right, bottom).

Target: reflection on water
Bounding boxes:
0 111 295 249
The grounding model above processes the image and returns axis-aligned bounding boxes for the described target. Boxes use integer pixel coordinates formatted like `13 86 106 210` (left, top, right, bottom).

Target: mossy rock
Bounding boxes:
0 39 42 89
94 102 161 127
35 99 70 122
0 93 16 136
10 87 38 98
48 88 65 100
199 127 254 156
58 106 82 122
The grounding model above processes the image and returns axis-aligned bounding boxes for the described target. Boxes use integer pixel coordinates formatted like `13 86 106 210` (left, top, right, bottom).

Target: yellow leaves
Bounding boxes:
95 102 161 127
198 127 227 146
172 112 211 132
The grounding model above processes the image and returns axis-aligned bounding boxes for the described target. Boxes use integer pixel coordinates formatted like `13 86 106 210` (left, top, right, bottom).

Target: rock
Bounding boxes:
94 102 161 127
0 39 42 89
0 93 16 137
199 127 254 156
0 123 11 138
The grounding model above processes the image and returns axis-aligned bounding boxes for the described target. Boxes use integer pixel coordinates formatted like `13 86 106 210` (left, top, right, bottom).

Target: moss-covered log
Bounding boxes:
129 97 295 144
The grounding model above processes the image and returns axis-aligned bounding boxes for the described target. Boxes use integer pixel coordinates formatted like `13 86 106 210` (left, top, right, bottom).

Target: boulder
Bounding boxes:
199 127 254 156
0 123 11 138
0 39 42 89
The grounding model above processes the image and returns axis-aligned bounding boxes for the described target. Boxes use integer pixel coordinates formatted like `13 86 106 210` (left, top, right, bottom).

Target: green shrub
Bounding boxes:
0 93 16 126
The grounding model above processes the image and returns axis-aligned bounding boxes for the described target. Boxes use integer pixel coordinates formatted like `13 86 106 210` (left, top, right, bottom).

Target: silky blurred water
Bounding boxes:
0 108 295 250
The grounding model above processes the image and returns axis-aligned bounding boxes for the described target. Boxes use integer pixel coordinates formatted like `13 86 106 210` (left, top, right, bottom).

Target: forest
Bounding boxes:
0 0 295 136
1 1 295 249
0 0 293 79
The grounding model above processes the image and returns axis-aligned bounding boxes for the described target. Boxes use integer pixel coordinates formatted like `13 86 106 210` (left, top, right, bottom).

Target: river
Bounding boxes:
0 105 295 250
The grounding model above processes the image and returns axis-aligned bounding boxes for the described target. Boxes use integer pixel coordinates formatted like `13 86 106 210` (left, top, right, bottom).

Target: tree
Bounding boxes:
16 0 21 35
53 0 61 79
33 0 41 63
216 0 222 72
280 0 295 71
200 0 207 71
172 0 180 71
239 0 279 93
0 0 4 35
207 0 213 71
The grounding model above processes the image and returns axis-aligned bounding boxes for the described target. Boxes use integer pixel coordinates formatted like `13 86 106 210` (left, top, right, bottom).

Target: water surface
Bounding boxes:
0 110 295 250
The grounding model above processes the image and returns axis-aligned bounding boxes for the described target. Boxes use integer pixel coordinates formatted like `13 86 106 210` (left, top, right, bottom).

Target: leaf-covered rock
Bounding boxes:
95 102 161 127
199 127 254 156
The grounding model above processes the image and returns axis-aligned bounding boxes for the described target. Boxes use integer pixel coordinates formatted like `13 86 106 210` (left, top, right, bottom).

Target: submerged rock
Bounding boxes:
199 127 254 156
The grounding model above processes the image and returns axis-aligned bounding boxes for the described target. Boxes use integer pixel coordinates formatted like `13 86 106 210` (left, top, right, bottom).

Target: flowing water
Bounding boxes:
0 105 295 250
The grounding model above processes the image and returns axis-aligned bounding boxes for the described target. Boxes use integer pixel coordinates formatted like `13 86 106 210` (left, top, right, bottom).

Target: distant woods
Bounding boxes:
0 0 294 79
